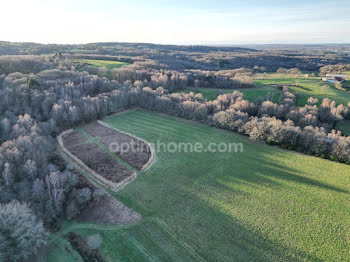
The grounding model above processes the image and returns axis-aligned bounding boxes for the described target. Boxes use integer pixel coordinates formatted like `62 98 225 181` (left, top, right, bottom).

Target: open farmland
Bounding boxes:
2 8 350 260
72 58 130 69
176 86 281 102
177 77 350 106
254 78 350 106
49 109 350 262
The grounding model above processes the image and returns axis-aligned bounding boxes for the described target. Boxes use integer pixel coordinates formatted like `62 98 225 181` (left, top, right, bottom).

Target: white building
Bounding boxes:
322 74 347 83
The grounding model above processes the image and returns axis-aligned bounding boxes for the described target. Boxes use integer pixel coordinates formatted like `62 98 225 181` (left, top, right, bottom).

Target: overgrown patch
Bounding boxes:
66 232 106 262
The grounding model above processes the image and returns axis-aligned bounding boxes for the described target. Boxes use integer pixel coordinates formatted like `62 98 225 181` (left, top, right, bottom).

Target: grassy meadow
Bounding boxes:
177 86 281 102
335 120 350 136
48 109 350 261
254 78 350 106
72 58 130 69
177 77 350 107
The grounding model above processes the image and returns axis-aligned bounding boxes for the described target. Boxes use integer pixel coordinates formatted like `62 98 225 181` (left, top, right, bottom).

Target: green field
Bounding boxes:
340 71 350 89
177 86 281 102
176 78 350 106
48 109 350 261
343 80 350 89
335 120 350 136
254 78 350 106
72 58 130 69
343 72 350 80
253 73 319 80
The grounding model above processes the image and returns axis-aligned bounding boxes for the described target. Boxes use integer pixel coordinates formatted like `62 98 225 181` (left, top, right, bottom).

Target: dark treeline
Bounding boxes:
320 64 350 75
0 70 112 261
0 45 350 260
2 66 348 167
68 57 255 90
0 55 255 91
2 41 350 71
135 88 350 162
0 55 59 75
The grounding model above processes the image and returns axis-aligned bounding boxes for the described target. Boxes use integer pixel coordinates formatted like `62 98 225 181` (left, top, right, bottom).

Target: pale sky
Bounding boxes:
1 0 350 45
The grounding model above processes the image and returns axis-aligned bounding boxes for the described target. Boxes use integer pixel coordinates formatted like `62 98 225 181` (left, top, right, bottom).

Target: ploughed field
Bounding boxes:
54 109 350 262
83 122 151 170
61 121 152 185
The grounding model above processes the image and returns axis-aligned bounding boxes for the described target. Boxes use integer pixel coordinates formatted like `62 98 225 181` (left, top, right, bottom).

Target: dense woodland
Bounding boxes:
0 42 350 261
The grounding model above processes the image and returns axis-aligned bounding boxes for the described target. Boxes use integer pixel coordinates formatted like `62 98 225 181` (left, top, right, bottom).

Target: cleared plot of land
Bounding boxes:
254 78 350 106
60 121 153 190
69 142 132 183
176 86 281 102
61 130 87 148
72 58 130 69
83 122 152 170
51 109 350 261
77 194 141 225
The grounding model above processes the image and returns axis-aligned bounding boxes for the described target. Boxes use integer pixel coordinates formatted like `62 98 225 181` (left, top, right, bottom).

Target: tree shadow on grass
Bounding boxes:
164 181 323 262
232 150 350 195
111 111 350 261
155 148 350 261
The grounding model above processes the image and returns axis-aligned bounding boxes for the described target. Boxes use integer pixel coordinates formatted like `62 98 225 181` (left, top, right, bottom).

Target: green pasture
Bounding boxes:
254 78 350 106
176 86 281 103
47 109 350 261
72 58 130 69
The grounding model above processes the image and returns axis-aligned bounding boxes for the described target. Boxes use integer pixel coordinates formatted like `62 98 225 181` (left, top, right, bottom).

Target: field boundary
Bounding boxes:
98 120 156 171
58 129 137 192
46 218 205 262
104 107 342 162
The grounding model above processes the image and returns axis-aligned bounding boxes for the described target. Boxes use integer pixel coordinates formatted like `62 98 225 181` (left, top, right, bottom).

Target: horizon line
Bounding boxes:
1 40 350 47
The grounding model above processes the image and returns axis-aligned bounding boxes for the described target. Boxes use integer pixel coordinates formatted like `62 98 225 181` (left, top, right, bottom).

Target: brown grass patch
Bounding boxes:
77 194 141 225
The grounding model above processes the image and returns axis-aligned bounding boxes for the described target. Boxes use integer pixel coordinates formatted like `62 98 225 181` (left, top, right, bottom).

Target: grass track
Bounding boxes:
43 218 204 262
